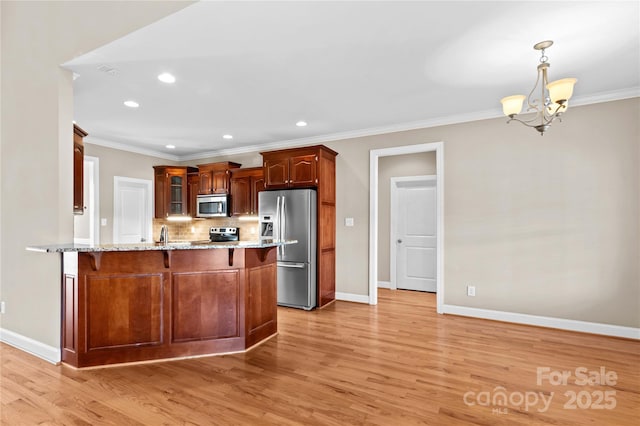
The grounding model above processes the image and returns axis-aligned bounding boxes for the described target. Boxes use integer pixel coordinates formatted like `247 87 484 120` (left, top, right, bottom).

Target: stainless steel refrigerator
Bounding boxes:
258 189 317 310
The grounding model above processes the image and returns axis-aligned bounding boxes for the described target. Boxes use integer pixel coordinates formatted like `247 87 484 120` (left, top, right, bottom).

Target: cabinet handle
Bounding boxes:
315 178 318 184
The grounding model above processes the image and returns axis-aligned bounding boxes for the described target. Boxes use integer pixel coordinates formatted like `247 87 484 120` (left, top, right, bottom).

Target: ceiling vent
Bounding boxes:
97 64 119 76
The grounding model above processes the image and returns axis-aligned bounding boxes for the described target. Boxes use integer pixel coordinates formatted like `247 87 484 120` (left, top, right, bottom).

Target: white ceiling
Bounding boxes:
64 1 640 160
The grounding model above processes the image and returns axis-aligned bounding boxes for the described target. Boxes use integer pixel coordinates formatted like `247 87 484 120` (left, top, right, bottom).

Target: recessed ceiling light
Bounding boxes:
296 121 307 127
223 134 233 140
166 144 176 149
158 72 176 84
124 100 139 108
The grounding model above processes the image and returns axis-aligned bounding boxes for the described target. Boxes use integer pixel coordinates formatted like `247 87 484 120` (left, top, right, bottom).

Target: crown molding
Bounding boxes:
84 136 181 161
84 88 639 162
178 109 502 161
570 87 640 107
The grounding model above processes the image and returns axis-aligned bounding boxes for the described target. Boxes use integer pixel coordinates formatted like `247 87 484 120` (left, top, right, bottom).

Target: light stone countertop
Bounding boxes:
26 239 297 253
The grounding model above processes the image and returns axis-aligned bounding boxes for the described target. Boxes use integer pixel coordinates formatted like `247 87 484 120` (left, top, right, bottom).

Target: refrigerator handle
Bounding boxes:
275 196 280 239
281 195 286 256
276 195 281 256
277 262 305 268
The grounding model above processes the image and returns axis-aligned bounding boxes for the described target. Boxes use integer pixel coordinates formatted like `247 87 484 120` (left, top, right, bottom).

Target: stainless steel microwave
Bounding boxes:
196 194 229 217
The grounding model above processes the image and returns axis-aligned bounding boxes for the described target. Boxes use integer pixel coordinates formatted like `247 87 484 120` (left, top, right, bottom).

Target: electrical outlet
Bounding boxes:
1 301 5 314
467 286 476 297
345 217 354 227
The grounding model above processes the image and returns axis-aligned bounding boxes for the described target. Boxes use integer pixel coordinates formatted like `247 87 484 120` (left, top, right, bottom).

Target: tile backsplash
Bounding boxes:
153 217 260 242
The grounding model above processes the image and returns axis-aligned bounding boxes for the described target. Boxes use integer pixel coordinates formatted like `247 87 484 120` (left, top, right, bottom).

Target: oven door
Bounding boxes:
197 195 228 217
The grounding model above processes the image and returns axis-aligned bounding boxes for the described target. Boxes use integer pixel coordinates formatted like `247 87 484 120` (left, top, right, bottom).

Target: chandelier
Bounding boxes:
500 40 577 135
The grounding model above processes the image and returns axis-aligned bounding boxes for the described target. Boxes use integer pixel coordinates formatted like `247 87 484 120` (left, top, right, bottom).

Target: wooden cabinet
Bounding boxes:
187 171 199 217
153 166 197 219
61 247 278 367
263 153 317 189
260 145 338 307
172 271 240 342
252 174 266 210
197 162 241 195
230 167 264 216
73 124 87 214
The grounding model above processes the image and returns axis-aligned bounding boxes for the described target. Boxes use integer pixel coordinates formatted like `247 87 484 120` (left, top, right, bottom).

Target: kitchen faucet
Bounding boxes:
159 225 168 243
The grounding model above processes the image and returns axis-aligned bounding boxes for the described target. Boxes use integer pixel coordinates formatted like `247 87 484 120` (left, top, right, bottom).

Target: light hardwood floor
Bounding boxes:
2 289 639 425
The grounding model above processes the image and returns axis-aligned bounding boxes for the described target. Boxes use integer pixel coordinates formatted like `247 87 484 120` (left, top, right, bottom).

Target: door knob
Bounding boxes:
397 239 402 243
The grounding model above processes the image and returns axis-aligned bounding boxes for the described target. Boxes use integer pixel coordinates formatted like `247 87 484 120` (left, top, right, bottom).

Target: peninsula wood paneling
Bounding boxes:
63 248 276 367
85 274 163 350
246 263 277 347
62 275 77 353
172 271 240 342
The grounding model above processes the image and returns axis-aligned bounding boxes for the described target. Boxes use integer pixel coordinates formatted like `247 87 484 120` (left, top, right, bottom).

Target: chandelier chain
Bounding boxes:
540 48 548 64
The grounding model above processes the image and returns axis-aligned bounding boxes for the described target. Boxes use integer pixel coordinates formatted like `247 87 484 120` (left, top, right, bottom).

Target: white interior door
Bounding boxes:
113 177 152 244
393 177 437 292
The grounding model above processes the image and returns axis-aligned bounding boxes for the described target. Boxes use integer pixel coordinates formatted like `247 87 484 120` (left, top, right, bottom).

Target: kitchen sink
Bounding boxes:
155 241 192 246
190 240 214 245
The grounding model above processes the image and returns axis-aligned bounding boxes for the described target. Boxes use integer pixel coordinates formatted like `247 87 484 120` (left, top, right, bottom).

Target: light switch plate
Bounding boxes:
345 217 354 227
101 218 107 227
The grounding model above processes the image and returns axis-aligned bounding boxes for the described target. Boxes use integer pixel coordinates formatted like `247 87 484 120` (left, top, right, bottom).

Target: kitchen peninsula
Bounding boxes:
26 240 296 368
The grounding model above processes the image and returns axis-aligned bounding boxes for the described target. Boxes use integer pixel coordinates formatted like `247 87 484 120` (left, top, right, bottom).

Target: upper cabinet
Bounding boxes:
153 166 197 219
261 147 335 189
187 171 200 217
73 124 88 215
197 162 241 195
230 167 264 216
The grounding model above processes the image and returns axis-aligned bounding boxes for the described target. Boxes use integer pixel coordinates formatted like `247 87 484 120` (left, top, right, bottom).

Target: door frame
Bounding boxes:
369 142 444 313
73 155 100 245
390 175 436 291
113 176 153 244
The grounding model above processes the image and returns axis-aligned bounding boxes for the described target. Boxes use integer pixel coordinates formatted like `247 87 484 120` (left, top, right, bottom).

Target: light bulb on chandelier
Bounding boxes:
500 40 577 135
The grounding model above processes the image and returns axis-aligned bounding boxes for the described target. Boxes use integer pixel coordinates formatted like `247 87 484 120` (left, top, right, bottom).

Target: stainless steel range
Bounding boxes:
209 227 239 242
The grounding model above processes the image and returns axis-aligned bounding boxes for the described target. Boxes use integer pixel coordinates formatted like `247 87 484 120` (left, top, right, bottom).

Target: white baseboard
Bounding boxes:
442 304 640 340
0 328 61 364
335 292 370 304
377 281 391 289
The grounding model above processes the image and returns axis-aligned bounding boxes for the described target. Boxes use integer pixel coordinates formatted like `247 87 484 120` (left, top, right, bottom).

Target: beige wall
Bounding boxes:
0 1 191 348
329 99 640 327
377 152 437 282
83 144 174 244
193 99 639 328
